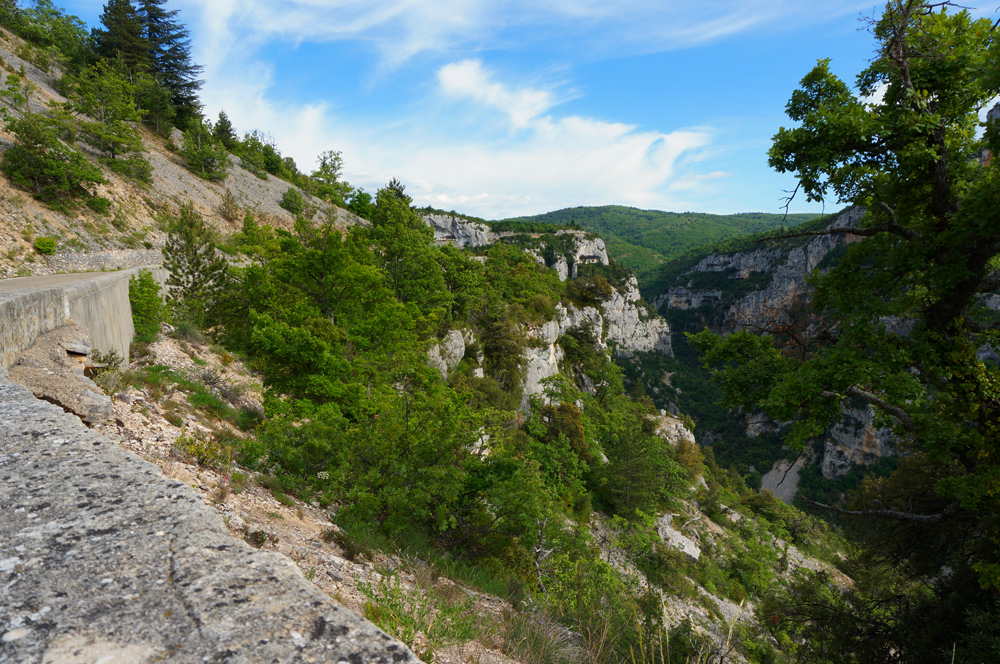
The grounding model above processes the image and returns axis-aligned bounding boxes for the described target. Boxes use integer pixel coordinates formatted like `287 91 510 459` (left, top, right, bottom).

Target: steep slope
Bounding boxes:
0 25 361 280
635 208 897 503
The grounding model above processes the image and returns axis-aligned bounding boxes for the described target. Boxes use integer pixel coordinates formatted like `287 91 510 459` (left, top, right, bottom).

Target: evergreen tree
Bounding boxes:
0 73 105 206
212 110 237 150
92 0 149 74
137 0 202 125
163 203 227 326
72 59 151 181
181 120 229 181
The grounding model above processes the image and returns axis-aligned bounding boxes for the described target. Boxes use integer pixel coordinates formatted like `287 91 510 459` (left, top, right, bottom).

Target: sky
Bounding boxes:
56 1 998 219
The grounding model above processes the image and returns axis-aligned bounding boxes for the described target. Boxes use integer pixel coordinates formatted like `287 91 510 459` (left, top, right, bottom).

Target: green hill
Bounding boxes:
496 206 818 282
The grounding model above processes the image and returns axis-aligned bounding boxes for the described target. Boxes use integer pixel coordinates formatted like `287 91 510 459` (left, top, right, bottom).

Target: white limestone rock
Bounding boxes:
602 277 672 356
656 514 701 563
427 329 467 378
424 214 497 248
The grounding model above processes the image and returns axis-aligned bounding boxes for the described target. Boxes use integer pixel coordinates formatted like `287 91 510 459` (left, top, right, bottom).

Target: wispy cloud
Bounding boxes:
438 60 567 129
176 0 879 218
180 0 875 68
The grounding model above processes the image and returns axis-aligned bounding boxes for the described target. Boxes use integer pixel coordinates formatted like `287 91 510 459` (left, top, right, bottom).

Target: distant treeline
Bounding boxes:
497 205 820 283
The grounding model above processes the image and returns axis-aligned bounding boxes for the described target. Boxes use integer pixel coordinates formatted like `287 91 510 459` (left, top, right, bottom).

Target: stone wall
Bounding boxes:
0 266 167 370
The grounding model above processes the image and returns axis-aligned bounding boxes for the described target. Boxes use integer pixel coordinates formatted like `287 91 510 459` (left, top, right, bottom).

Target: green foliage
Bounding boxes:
92 0 150 74
129 268 162 343
137 0 203 124
279 187 303 215
212 110 238 150
181 121 229 181
87 195 112 215
163 203 227 326
692 2 1000 658
70 59 151 182
32 236 56 255
311 149 352 204
1 0 91 72
359 573 478 662
347 188 373 220
1 106 105 207
500 205 818 283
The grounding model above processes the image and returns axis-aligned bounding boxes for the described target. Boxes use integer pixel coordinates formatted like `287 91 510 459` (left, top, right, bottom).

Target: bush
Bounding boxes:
279 187 304 215
3 112 105 207
87 196 112 215
129 269 163 343
181 122 229 181
33 236 56 255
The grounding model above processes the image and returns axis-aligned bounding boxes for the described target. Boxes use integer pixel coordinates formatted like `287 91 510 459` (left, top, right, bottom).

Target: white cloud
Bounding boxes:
181 1 878 217
179 0 876 68
438 60 564 129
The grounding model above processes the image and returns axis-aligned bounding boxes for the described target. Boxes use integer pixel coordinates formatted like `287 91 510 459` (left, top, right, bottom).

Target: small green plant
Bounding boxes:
359 573 478 663
243 527 278 548
33 236 56 255
279 187 304 215
218 188 242 222
88 348 125 394
174 432 229 469
87 196 112 215
322 527 374 562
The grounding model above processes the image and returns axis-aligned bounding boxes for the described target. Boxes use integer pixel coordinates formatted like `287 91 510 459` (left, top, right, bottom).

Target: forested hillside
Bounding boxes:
1 1 999 662
497 206 818 281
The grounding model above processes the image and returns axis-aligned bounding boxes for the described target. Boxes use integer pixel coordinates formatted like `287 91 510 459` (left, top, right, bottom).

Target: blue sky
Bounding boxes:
57 1 997 219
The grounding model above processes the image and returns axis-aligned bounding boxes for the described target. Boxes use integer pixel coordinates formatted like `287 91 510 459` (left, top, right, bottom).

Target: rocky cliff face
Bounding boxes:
424 214 498 248
652 207 894 484
654 207 864 328
422 216 672 411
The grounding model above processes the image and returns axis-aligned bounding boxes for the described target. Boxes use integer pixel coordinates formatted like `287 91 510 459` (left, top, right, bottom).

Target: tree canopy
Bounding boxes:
691 2 1000 659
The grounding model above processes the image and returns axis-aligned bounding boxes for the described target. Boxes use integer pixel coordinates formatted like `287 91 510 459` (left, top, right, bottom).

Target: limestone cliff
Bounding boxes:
650 207 894 487
421 214 672 410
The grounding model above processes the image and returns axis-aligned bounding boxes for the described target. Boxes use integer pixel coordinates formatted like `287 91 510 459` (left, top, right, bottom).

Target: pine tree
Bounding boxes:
163 203 227 326
92 0 149 74
212 110 237 150
72 59 151 181
137 0 202 126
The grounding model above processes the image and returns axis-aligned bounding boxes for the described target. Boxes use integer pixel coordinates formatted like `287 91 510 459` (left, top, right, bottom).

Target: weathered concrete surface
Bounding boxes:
0 267 167 370
9 323 112 426
0 376 417 664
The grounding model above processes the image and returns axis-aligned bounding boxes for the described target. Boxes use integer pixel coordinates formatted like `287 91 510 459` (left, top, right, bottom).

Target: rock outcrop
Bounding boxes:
656 514 701 563
0 373 417 663
424 214 497 248
652 207 898 493
601 276 671 355
427 329 468 378
8 323 112 426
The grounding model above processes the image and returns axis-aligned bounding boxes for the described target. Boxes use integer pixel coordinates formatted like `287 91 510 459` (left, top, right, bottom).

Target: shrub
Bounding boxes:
181 122 229 181
218 188 241 222
33 236 56 255
279 187 303 215
129 269 163 343
87 196 112 215
2 106 105 208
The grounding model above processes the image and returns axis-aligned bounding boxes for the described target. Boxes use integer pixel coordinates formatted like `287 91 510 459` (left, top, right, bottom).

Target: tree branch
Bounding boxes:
754 221 920 244
820 386 915 432
799 497 960 524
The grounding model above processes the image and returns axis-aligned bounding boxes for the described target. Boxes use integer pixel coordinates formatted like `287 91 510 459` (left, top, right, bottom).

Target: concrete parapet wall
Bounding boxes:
0 266 167 370
0 286 64 371
0 377 416 662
